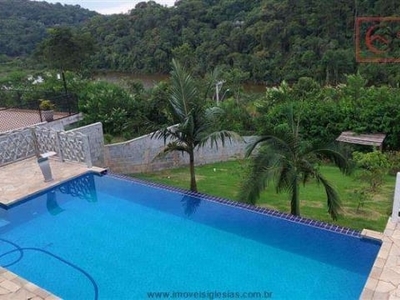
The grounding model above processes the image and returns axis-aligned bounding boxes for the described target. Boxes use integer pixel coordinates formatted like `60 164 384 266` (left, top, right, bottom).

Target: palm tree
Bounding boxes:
153 59 239 192
239 107 351 220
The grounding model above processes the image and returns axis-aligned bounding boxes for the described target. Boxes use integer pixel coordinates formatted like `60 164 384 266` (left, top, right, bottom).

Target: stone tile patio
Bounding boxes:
361 219 400 299
0 268 59 300
0 157 105 206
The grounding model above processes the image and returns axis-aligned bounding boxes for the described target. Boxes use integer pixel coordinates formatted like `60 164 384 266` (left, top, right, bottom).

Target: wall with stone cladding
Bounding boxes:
104 135 254 174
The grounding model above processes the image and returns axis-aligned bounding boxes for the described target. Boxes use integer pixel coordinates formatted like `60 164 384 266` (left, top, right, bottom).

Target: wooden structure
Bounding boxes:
336 131 386 150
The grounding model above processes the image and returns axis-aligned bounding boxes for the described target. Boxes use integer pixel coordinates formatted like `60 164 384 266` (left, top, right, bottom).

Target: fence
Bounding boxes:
0 90 79 132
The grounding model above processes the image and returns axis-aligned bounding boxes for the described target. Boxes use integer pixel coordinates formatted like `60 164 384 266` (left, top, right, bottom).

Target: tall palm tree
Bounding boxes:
239 107 351 220
153 59 239 192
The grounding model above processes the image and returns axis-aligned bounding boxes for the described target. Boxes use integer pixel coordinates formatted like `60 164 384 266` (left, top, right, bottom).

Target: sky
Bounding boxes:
34 0 176 15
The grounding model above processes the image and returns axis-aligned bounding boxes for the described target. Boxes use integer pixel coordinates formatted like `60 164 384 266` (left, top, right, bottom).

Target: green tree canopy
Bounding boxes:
35 26 95 73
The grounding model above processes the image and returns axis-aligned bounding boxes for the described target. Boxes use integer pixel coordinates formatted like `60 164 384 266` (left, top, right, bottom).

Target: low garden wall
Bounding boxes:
104 134 253 174
1 118 251 173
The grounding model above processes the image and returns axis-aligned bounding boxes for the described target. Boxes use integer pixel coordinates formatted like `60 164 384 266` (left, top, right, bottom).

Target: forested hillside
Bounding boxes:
2 0 400 85
82 0 400 84
0 0 97 57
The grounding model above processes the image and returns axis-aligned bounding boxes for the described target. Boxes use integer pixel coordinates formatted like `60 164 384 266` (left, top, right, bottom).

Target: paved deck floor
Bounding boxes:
0 157 104 206
0 109 68 133
361 220 400 299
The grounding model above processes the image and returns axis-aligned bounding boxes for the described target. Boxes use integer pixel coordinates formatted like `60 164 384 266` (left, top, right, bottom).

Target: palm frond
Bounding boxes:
275 162 296 194
311 144 352 175
198 130 242 149
238 147 285 204
170 59 198 121
245 134 293 157
238 161 269 205
153 141 189 161
314 172 342 220
299 158 317 186
151 125 181 143
204 106 225 120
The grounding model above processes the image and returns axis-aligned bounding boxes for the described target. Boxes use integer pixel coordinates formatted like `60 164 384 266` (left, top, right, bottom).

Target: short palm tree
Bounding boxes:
239 107 351 220
153 59 239 192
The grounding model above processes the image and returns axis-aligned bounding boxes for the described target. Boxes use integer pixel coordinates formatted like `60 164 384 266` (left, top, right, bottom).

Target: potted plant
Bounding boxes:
39 99 55 122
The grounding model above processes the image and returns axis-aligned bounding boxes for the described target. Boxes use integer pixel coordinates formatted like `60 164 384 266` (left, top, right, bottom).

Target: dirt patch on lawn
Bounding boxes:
300 201 323 208
342 207 381 220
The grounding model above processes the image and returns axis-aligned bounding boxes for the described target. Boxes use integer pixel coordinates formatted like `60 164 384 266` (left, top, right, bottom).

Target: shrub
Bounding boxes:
78 81 146 136
386 151 400 176
353 150 390 192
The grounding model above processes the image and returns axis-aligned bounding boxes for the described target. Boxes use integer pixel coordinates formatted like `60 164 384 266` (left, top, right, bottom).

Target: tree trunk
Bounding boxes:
61 69 68 96
290 179 300 216
189 150 197 192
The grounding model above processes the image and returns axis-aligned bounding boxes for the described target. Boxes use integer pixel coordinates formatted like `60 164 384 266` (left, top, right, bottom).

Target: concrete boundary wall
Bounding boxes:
104 134 254 174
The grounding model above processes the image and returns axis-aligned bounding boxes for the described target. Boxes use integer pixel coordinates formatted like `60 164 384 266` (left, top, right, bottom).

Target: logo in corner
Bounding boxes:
356 17 400 63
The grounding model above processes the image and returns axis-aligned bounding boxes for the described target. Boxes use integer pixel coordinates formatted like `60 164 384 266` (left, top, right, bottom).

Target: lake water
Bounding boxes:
94 72 266 93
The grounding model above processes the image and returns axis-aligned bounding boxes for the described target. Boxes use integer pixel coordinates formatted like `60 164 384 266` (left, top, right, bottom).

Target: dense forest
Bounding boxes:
1 0 400 84
0 0 97 58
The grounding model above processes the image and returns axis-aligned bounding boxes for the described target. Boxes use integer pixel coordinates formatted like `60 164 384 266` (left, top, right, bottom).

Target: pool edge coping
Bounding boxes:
0 267 60 299
112 172 371 240
360 218 400 299
0 167 107 209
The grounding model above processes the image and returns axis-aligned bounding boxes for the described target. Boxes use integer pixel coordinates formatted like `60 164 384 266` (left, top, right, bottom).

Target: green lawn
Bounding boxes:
133 160 395 232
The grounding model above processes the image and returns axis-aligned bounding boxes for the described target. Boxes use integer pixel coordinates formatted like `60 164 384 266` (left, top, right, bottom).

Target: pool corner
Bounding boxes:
0 267 60 299
360 218 400 299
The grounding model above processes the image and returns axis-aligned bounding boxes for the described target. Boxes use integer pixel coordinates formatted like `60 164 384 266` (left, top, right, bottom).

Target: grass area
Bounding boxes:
133 160 395 232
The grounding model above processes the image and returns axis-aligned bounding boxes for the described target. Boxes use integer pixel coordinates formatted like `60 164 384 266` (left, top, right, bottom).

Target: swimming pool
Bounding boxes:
0 173 380 299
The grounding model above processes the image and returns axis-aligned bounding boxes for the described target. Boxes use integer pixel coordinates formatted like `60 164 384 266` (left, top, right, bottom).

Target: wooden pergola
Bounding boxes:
336 131 386 150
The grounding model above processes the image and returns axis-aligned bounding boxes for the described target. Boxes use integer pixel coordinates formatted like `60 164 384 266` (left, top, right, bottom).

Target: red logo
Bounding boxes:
356 17 400 63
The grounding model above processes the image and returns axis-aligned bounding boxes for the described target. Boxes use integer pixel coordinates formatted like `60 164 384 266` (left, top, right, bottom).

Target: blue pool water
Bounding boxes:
0 173 380 299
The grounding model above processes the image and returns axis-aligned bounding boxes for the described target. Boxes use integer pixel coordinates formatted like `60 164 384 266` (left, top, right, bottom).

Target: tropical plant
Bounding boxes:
152 59 240 192
78 81 147 136
239 106 351 220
